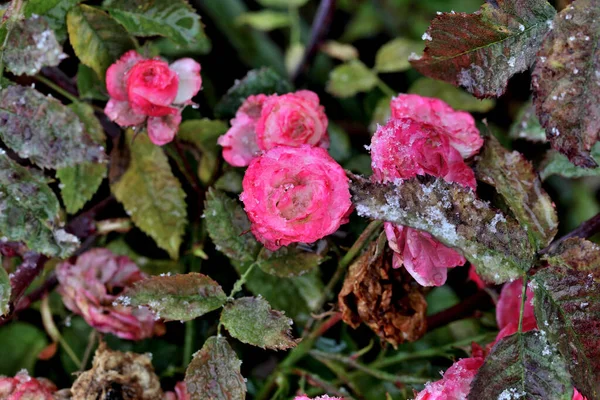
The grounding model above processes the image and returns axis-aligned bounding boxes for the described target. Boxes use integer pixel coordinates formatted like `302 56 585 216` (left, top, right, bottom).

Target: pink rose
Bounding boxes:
493 278 537 344
56 248 160 341
414 357 485 400
370 118 475 286
573 389 588 400
164 381 190 400
218 91 329 167
0 369 56 400
390 94 483 158
105 50 202 146
241 146 352 251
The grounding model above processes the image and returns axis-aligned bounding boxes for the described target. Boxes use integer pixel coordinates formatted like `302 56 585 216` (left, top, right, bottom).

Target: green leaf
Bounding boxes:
0 153 79 257
4 16 65 76
204 189 261 264
76 64 108 101
0 265 9 316
221 296 298 350
106 237 184 275
24 0 64 16
185 336 246 400
214 67 292 119
328 122 352 163
326 60 378 98
408 77 495 113
25 0 84 43
123 273 226 322
540 144 600 181
340 2 383 43
374 38 423 73
469 331 572 400
111 130 187 259
0 85 105 169
349 174 534 284
67 4 135 79
475 135 558 250
103 0 208 47
410 0 556 98
257 242 327 278
178 119 228 185
214 170 243 194
257 0 309 7
0 322 49 375
533 266 600 399
237 11 290 31
321 40 358 61
56 102 107 214
532 0 600 167
509 101 547 142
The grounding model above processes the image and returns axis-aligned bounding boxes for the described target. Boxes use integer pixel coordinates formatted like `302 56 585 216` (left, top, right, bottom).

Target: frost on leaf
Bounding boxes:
532 0 600 167
349 174 534 284
4 15 65 76
508 101 547 143
257 241 327 278
543 237 600 274
185 336 246 400
0 85 105 170
0 153 78 257
338 234 427 348
533 264 600 399
220 296 298 350
410 0 556 98
123 273 227 322
111 130 187 259
475 135 558 250
469 331 572 400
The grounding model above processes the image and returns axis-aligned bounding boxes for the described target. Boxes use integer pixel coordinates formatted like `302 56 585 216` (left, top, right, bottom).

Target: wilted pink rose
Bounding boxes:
414 357 485 400
390 94 483 158
105 50 202 146
164 381 190 400
493 278 537 344
56 248 160 341
0 369 56 400
294 396 343 400
217 95 267 167
241 146 352 251
370 118 475 286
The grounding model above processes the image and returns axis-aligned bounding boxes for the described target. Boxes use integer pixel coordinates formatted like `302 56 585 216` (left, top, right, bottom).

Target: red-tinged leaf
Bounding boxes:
220 296 298 350
185 336 246 400
122 273 227 322
543 237 600 274
532 0 600 167
410 0 556 98
533 265 600 399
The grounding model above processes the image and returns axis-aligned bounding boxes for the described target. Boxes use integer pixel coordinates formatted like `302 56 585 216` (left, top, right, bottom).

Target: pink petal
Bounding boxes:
105 50 145 101
104 99 146 126
217 113 261 167
147 113 182 146
468 265 486 289
496 279 536 330
415 357 484 400
170 58 202 104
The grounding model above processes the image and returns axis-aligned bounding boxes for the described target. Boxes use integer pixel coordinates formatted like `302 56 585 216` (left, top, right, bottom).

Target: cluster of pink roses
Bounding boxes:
105 50 202 146
218 91 352 250
0 370 56 400
370 94 483 286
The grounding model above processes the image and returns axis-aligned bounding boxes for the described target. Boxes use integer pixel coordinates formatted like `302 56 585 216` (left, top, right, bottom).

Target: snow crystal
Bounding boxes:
408 52 422 61
518 24 525 32
422 32 433 41
489 213 507 233
498 388 526 399
565 14 572 20
508 57 516 68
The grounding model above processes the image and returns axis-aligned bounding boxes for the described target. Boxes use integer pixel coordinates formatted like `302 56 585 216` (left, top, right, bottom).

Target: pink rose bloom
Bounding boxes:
493 278 538 344
390 94 483 158
164 382 190 400
294 396 343 400
56 248 160 341
241 146 352 251
217 95 266 167
218 91 329 167
414 357 485 400
0 369 56 400
573 389 588 400
104 50 202 146
370 118 476 286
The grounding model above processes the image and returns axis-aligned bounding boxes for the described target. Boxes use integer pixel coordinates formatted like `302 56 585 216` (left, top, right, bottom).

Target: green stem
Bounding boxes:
34 75 79 103
0 0 25 82
228 262 256 300
375 76 396 98
183 320 195 367
288 5 301 45
518 274 529 333
40 296 82 368
338 220 383 270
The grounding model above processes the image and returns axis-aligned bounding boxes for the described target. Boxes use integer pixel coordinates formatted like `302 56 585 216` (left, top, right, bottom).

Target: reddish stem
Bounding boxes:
540 212 600 255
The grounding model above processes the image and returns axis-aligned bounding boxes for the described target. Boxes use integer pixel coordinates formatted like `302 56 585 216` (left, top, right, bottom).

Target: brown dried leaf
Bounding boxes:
70 342 163 400
338 234 427 348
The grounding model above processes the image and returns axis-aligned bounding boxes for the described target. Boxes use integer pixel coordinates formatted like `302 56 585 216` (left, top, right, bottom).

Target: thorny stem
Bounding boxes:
518 274 529 333
34 75 79 103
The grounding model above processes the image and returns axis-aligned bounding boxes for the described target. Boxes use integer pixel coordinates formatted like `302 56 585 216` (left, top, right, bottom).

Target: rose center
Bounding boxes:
275 181 313 220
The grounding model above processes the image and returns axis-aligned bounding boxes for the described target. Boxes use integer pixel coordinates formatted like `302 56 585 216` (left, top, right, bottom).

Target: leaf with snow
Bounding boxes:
509 101 547 143
220 296 298 350
204 189 261 265
4 15 65 76
350 174 534 284
27 0 85 43
0 266 10 316
185 336 246 400
326 60 378 98
257 242 327 278
0 85 105 169
468 331 572 400
56 102 107 214
103 0 208 47
410 0 556 98
543 237 600 274
475 135 558 250
408 77 495 113
111 130 187 259
122 273 226 322
533 264 600 399
532 0 600 167
539 144 600 181
0 153 79 257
